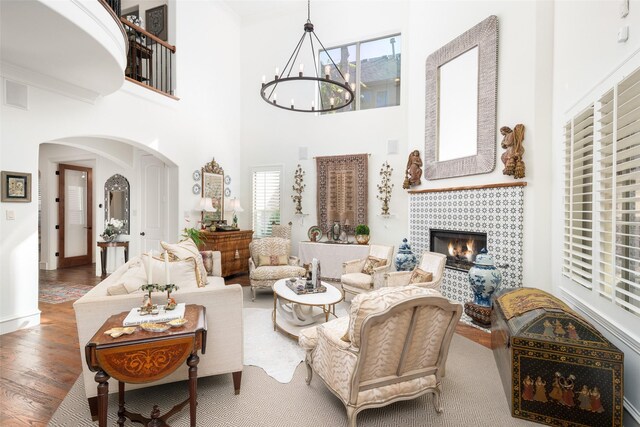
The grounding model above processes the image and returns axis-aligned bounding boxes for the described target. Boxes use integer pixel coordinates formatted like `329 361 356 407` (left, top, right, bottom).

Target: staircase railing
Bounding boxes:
120 18 176 98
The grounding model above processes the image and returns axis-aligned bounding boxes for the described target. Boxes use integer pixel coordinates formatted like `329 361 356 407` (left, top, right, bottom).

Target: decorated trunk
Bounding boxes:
492 288 624 427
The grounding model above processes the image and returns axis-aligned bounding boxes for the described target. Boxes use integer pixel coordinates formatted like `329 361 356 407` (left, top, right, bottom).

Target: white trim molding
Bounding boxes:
0 310 41 335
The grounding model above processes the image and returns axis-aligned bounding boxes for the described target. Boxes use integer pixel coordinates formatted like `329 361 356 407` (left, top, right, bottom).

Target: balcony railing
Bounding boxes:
120 18 176 98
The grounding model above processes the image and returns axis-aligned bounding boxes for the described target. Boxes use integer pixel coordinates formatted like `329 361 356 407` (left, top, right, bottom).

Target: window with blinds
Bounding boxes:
252 167 282 238
563 105 594 289
596 68 640 317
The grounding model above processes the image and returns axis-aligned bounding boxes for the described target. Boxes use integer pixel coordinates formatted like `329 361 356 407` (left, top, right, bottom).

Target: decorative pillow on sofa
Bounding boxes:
140 253 202 289
161 239 207 286
361 256 385 275
409 267 433 284
258 255 288 267
107 259 147 295
342 285 443 346
200 251 221 276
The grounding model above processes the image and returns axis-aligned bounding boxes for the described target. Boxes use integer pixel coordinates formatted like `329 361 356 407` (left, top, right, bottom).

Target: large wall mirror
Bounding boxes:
104 174 130 234
202 158 224 223
425 15 498 180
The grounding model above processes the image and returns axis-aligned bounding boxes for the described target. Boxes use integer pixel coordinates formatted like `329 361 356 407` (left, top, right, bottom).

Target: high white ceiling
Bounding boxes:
224 0 299 19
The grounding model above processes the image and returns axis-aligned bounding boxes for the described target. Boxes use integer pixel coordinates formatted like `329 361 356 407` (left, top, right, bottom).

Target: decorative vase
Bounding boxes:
355 234 370 245
331 221 341 241
468 248 502 307
395 238 417 271
102 234 115 242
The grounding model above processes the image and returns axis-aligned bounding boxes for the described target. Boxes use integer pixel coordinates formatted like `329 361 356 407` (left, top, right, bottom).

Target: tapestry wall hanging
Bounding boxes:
316 154 368 233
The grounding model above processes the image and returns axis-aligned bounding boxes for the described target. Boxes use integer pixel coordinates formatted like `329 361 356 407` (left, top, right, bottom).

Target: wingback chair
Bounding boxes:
384 252 446 291
299 286 462 427
248 237 306 301
341 244 394 296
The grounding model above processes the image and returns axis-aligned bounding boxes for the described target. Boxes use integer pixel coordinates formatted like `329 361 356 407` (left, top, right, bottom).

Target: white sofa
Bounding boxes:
73 252 243 418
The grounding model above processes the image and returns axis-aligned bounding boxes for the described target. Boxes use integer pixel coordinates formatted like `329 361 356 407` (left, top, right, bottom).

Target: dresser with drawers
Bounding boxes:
200 230 253 277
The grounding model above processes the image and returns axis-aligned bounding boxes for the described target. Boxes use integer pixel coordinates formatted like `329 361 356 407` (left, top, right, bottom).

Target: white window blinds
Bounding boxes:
597 68 640 316
252 167 282 238
563 105 595 289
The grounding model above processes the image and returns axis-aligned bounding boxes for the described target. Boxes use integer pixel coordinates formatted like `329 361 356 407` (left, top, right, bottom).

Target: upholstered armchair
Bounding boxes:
271 221 292 239
248 237 306 301
299 286 462 427
341 244 394 296
384 252 446 291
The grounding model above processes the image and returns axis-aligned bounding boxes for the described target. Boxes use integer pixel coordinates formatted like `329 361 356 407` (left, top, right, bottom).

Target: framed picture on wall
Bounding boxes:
1 171 32 202
145 5 168 41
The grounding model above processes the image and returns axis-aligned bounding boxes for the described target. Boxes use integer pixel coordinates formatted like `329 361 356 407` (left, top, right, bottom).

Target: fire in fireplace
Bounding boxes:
430 229 487 272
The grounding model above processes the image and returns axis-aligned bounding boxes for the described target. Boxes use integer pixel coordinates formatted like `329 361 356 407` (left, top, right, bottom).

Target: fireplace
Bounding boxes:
430 229 487 272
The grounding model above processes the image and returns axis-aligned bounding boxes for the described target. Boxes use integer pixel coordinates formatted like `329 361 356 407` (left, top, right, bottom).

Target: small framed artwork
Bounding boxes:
1 171 32 202
145 5 168 41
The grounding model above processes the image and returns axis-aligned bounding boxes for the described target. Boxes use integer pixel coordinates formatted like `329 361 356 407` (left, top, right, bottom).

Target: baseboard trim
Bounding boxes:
0 310 41 335
625 400 640 425
559 288 640 355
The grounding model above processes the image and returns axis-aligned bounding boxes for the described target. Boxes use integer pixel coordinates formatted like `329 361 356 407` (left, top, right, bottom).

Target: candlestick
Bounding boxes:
147 251 153 284
324 65 330 78
164 251 170 284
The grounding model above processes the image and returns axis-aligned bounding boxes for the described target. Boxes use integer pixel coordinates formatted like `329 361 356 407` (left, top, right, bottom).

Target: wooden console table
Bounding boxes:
85 305 206 427
97 241 129 277
199 230 253 277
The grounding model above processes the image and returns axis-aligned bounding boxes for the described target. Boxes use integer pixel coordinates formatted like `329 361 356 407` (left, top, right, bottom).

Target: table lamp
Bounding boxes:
199 197 216 229
228 198 244 228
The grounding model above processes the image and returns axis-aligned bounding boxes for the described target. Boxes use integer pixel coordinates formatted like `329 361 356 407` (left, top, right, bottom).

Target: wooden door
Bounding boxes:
58 164 93 268
139 155 166 252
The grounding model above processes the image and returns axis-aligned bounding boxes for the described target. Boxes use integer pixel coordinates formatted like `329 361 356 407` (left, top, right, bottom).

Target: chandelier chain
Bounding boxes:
307 0 311 23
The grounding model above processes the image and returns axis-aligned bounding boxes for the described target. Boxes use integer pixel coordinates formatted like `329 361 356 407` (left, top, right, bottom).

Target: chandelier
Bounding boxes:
260 0 354 113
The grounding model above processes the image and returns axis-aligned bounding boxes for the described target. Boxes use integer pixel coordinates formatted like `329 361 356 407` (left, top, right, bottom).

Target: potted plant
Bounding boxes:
181 227 206 247
355 224 370 245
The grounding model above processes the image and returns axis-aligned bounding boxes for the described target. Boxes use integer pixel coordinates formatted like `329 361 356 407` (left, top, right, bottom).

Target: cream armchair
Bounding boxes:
341 244 394 296
249 237 306 301
299 286 462 427
384 252 446 291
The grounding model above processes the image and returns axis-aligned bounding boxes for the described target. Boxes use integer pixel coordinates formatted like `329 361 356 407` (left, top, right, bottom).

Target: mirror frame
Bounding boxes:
201 158 224 223
104 174 130 234
425 15 498 180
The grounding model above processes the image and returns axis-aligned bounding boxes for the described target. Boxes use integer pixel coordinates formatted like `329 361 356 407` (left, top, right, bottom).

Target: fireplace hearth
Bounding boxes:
430 229 487 272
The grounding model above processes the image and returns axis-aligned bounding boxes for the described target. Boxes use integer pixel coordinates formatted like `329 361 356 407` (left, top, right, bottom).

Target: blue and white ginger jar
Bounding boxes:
395 238 418 271
468 248 502 307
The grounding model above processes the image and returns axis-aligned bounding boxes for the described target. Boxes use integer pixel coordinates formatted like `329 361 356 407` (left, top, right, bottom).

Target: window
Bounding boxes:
252 166 282 238
563 66 640 318
319 34 401 113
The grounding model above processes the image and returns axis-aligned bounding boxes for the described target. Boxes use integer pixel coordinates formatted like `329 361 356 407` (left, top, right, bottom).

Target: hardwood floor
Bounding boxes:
0 267 490 426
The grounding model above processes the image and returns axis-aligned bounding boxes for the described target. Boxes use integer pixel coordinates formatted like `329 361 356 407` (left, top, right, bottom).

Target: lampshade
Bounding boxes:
199 197 217 212
229 198 244 213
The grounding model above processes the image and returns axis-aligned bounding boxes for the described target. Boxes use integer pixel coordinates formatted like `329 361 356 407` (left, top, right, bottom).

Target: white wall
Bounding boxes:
239 0 554 298
0 0 242 334
551 0 640 418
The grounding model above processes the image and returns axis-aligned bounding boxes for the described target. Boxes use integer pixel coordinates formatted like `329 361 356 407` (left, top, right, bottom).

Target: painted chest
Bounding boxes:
491 288 624 427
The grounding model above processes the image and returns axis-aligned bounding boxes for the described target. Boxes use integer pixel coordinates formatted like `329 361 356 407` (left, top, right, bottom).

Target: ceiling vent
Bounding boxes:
4 79 28 110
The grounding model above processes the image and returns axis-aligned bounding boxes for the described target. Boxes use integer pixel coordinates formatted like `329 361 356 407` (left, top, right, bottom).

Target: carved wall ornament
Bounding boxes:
500 124 526 179
291 164 306 214
403 150 423 189
377 161 394 215
202 158 224 175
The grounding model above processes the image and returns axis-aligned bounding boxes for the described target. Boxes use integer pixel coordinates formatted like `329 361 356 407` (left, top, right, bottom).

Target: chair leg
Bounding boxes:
431 388 443 414
304 354 313 385
346 406 358 427
251 286 256 302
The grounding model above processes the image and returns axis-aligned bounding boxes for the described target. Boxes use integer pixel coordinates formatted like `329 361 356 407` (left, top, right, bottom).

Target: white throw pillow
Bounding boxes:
139 253 201 289
161 239 207 286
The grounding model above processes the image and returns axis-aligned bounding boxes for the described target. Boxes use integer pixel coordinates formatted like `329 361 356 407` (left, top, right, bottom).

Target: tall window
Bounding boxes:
564 66 640 318
252 166 282 238
319 34 401 113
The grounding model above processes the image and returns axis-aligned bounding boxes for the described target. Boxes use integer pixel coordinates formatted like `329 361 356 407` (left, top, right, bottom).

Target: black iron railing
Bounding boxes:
104 0 121 16
120 18 176 97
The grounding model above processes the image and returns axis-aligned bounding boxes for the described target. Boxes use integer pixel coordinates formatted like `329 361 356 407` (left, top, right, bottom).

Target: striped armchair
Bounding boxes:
248 237 306 301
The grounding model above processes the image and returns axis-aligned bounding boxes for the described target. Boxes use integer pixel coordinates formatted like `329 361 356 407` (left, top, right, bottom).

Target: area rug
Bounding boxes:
243 308 305 383
39 283 94 304
48 334 538 426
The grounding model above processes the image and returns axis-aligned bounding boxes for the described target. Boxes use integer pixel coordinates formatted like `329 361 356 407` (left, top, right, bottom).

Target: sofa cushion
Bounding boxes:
409 267 433 284
140 254 200 290
341 272 373 290
346 286 442 347
161 239 207 287
250 265 306 281
107 284 129 296
258 254 288 267
361 256 385 275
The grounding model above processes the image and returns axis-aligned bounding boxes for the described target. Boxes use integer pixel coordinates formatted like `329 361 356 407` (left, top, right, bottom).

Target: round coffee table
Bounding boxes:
272 278 344 339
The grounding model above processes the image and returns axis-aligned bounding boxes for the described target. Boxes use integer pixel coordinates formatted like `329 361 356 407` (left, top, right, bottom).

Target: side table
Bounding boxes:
97 241 129 277
85 304 206 427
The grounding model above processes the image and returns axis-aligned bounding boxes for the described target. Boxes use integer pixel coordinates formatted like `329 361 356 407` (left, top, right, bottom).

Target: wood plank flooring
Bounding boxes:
0 266 491 426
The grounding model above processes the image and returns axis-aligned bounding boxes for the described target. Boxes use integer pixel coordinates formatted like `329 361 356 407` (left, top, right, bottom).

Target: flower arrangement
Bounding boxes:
101 218 126 242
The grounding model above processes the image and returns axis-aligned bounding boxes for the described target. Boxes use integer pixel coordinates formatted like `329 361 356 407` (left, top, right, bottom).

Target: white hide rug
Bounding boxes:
242 307 306 383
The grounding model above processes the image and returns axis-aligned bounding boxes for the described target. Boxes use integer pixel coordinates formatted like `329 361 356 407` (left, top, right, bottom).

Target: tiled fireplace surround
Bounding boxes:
409 183 526 317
